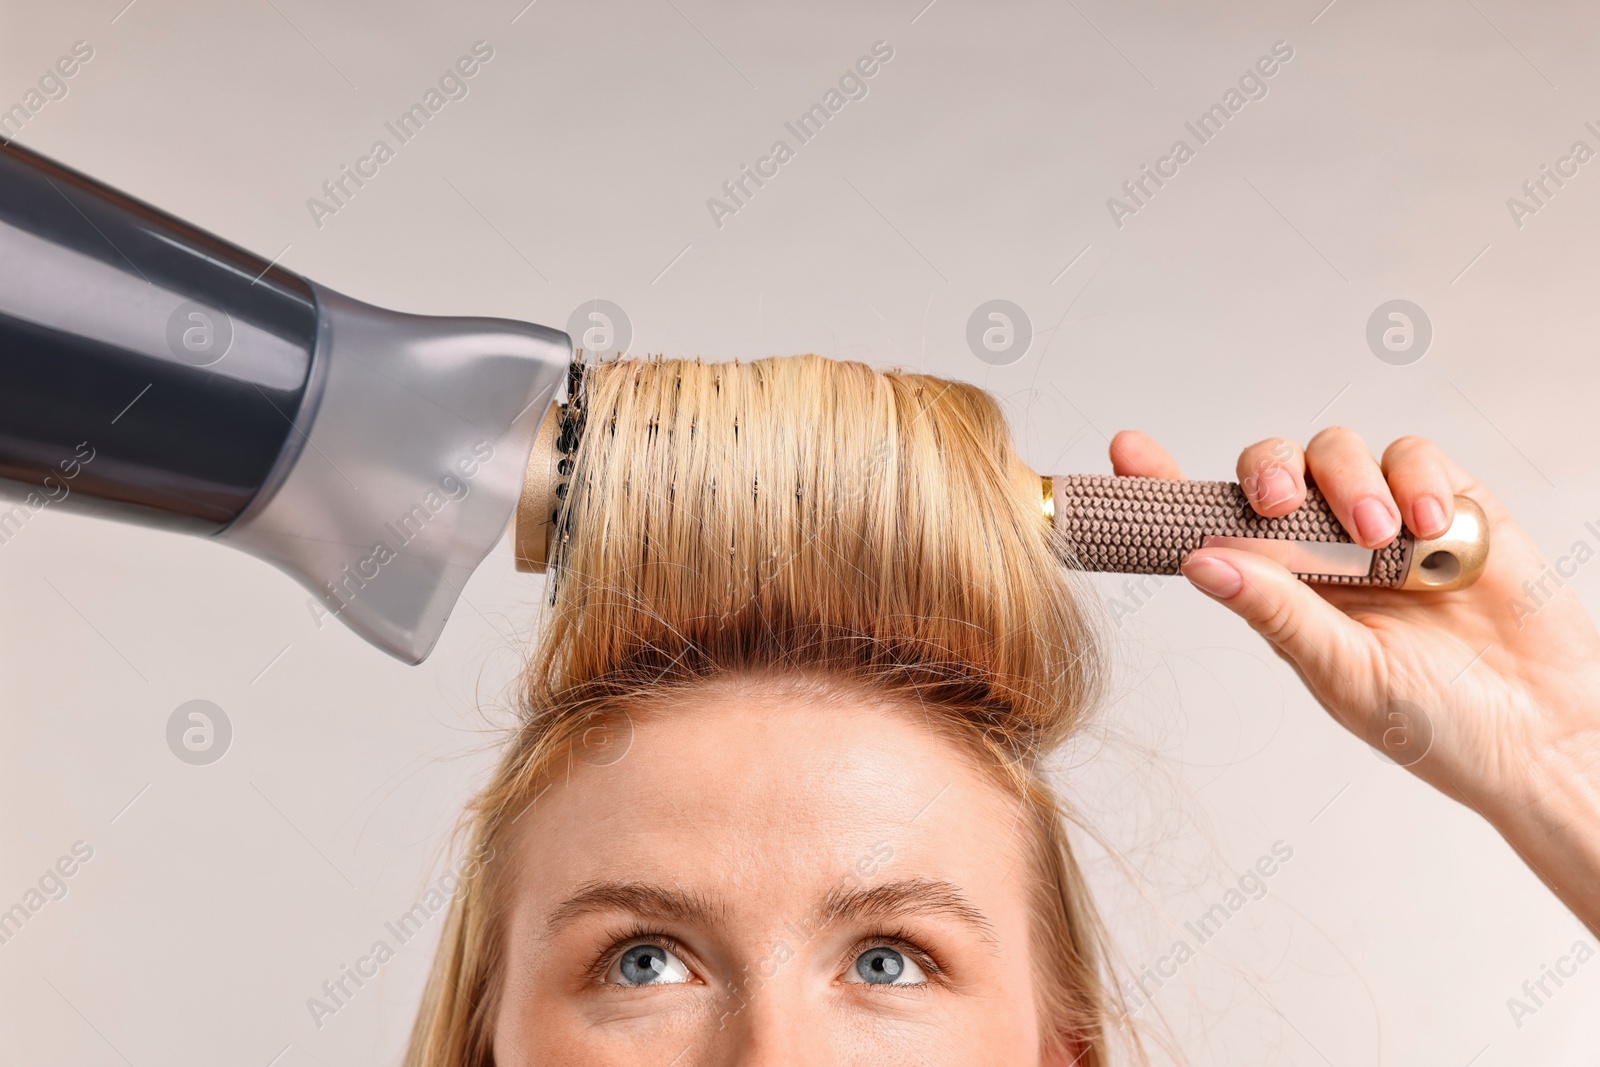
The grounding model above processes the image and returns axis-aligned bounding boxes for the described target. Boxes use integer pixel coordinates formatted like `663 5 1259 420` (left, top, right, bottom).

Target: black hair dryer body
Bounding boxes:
0 142 570 662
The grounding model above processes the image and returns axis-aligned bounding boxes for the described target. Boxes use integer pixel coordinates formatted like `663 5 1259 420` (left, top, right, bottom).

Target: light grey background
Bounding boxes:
3 0 1598 1063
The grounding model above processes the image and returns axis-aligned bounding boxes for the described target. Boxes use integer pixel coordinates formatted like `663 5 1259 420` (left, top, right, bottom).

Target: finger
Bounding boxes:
1380 436 1457 539
1235 437 1308 517
1305 426 1401 549
1181 546 1378 708
1110 430 1184 479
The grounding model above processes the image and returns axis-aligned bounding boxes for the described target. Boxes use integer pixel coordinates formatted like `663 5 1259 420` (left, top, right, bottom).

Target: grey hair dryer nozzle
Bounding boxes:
0 140 570 663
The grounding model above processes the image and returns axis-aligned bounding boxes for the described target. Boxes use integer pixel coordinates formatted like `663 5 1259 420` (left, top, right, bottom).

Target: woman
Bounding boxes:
405 354 1600 1065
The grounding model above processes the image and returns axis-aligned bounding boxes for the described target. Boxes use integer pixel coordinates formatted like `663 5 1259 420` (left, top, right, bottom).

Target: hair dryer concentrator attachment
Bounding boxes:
0 140 572 663
217 289 570 662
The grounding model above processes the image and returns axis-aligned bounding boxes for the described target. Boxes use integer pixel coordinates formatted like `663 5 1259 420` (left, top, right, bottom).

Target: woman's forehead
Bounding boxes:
506 690 1034 924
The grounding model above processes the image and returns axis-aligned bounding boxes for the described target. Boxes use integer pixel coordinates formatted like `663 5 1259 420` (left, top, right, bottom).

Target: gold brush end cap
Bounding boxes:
1400 494 1489 591
513 401 565 574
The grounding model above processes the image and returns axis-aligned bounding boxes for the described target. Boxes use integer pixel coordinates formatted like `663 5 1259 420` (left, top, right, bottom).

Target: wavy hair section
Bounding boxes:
536 355 1102 752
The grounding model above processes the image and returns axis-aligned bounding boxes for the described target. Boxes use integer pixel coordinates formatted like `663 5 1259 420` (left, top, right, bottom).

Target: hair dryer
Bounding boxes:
0 141 570 663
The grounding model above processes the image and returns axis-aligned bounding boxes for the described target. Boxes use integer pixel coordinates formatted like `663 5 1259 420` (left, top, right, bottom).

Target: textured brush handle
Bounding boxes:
1051 474 1411 587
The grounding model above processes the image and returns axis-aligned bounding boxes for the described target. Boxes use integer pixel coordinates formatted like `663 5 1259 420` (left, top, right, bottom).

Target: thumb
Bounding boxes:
1180 546 1378 701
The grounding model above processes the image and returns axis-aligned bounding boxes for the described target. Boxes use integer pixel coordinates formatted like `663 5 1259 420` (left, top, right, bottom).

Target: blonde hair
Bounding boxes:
406 354 1122 1064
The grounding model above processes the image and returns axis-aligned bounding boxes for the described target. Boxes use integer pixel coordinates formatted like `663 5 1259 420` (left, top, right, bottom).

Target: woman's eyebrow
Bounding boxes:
821 878 998 943
544 881 724 933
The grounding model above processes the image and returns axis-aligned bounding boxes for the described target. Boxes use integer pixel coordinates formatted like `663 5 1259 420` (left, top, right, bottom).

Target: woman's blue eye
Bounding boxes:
607 943 692 985
849 946 927 985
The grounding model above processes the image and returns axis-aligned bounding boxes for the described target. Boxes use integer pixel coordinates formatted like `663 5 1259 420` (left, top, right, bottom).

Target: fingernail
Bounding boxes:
1182 555 1242 599
1413 496 1447 538
1256 465 1298 509
1352 497 1398 545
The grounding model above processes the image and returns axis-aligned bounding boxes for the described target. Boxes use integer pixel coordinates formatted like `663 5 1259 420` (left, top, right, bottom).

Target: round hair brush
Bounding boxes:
513 395 1488 593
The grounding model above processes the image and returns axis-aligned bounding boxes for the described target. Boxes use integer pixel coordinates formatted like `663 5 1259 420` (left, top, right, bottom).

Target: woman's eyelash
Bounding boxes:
583 924 689 984
843 927 947 983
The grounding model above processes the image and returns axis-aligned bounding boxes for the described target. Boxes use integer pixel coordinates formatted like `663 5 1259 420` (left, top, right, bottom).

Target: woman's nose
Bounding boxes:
702 985 838 1066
